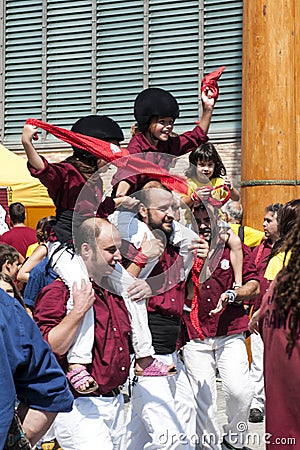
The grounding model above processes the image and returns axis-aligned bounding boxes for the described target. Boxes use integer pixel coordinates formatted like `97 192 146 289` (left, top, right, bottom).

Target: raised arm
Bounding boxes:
17 244 48 283
22 124 45 170
198 89 216 135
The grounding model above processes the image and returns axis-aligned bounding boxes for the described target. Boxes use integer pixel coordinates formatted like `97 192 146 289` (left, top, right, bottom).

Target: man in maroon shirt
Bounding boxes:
248 203 281 424
125 186 209 450
33 218 132 450
0 202 36 258
182 203 259 450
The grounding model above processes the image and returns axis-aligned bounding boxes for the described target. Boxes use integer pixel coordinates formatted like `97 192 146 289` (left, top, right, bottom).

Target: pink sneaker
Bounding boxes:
134 358 177 377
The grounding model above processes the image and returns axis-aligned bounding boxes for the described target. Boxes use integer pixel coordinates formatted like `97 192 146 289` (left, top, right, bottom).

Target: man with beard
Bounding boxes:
33 218 133 450
125 185 209 450
182 203 259 450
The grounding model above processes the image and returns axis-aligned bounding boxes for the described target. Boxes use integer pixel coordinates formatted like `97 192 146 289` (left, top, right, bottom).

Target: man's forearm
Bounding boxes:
235 280 260 303
21 407 57 447
48 309 84 356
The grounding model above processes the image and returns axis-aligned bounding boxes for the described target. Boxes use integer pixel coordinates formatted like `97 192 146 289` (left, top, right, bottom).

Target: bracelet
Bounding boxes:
133 249 149 268
225 289 237 304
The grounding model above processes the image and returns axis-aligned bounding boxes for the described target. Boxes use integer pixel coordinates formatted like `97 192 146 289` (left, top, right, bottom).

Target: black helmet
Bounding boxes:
71 115 124 143
71 115 124 163
134 88 180 126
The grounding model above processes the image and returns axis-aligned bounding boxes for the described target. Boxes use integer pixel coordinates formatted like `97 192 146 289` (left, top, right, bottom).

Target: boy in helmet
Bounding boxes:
114 86 215 196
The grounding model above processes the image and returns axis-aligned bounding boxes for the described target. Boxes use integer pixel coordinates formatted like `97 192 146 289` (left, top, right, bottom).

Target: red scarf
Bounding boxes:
190 254 205 340
26 118 188 195
201 66 226 100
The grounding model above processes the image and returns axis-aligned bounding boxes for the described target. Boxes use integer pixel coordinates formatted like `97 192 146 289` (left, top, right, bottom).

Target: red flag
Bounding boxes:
201 66 226 100
190 256 204 340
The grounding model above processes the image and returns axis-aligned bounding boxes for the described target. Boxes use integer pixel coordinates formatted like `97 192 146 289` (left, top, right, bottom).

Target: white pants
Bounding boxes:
49 241 154 361
36 423 56 448
126 353 196 450
249 332 265 412
54 394 125 450
183 334 254 450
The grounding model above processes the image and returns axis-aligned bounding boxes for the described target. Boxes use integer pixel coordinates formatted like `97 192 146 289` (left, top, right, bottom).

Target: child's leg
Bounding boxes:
107 212 176 375
226 228 243 287
103 262 155 359
48 242 94 364
104 263 176 375
171 221 200 278
109 210 159 278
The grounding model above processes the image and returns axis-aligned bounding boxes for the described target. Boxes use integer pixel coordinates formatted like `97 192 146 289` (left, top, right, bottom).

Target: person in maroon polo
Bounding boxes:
248 202 282 424
0 202 36 258
257 213 300 450
33 218 134 449
182 203 259 450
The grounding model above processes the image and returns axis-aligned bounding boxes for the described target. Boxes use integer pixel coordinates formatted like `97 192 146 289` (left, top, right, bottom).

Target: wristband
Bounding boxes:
133 249 149 268
225 289 237 304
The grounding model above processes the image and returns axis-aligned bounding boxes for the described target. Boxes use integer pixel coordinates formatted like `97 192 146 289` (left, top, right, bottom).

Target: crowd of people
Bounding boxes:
0 78 299 450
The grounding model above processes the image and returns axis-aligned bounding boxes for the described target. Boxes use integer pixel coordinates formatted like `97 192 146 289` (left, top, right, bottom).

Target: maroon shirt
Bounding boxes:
260 280 300 448
183 244 259 339
33 279 131 395
146 245 186 317
28 156 115 241
251 239 272 310
113 126 208 194
123 240 186 354
0 226 37 258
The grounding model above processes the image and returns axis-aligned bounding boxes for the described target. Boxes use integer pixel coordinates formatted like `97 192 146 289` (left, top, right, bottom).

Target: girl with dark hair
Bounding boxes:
18 216 56 284
183 142 243 289
183 142 240 207
25 215 54 257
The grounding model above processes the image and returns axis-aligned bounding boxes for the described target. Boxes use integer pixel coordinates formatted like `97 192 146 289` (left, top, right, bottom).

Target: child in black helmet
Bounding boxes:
114 86 215 197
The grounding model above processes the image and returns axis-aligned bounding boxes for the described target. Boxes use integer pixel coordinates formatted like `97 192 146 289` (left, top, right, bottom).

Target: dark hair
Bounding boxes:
0 244 19 270
9 202 25 225
273 211 300 357
268 199 300 261
35 216 56 243
265 202 283 217
0 272 25 308
185 143 226 179
62 155 98 180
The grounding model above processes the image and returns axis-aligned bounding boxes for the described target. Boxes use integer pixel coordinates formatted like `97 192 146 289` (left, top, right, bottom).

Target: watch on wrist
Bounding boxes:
225 289 237 304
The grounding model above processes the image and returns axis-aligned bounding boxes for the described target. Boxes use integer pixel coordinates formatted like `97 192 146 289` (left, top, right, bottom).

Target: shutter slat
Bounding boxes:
2 0 243 145
204 0 243 136
4 0 43 141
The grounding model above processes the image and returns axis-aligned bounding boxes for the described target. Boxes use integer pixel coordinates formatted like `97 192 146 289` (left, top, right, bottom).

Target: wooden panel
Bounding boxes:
241 0 299 227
